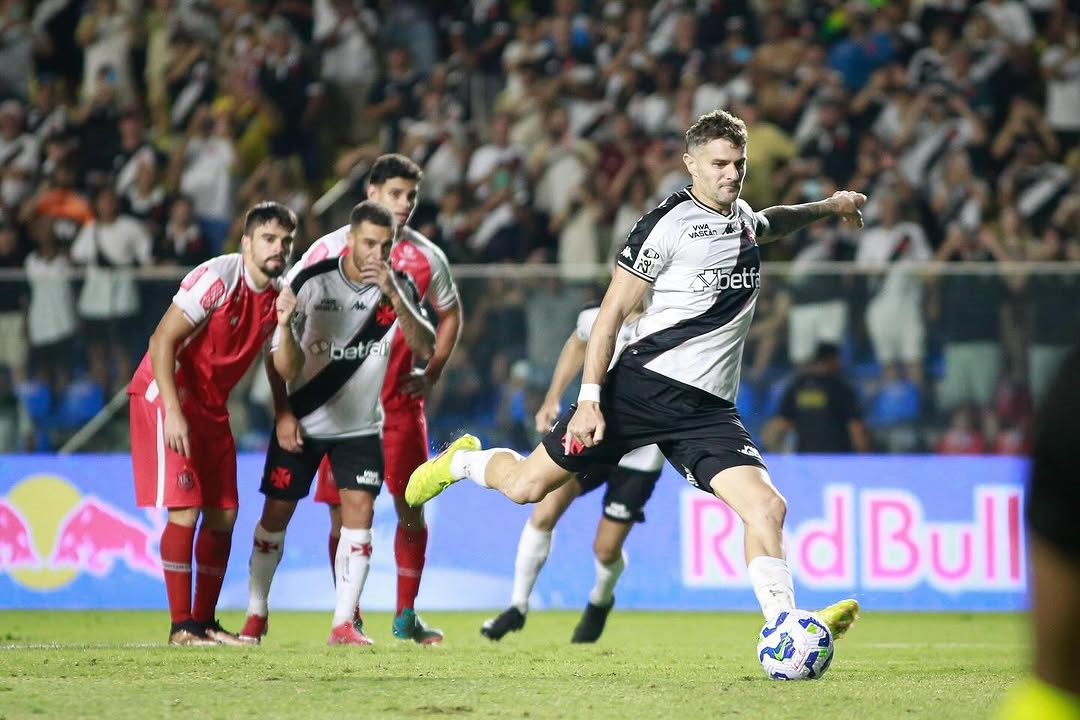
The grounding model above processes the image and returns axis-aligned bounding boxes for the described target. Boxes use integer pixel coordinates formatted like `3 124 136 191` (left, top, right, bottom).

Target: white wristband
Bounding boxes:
578 383 601 404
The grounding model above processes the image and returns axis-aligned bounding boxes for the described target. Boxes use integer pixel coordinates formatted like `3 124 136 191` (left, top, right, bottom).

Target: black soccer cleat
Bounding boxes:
480 607 526 641
571 598 614 644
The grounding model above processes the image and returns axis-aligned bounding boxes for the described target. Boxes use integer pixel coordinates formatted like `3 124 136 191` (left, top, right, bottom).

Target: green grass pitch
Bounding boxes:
0 610 1027 719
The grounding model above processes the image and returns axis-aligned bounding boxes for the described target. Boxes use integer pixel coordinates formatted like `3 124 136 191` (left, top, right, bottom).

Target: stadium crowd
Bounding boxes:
0 0 1077 456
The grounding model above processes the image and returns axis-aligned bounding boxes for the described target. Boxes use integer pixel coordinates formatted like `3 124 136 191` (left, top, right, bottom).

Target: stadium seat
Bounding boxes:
867 380 921 429
15 381 52 423
58 380 105 428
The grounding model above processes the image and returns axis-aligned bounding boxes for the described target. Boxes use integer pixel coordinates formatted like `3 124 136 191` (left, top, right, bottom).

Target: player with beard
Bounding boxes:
128 202 296 645
242 154 460 644
407 110 866 646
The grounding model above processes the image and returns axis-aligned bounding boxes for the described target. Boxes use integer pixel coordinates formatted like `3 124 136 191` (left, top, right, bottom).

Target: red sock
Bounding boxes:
192 526 232 624
160 522 196 625
329 533 339 586
395 526 428 615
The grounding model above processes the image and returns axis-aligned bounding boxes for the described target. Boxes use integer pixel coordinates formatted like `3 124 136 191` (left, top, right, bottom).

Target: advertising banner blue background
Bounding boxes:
0 454 1030 612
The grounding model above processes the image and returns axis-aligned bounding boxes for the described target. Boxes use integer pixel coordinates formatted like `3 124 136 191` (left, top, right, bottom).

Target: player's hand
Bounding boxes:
534 398 561 435
360 260 395 296
275 410 304 453
830 190 866 228
567 401 605 448
275 285 297 327
164 407 191 457
399 368 434 398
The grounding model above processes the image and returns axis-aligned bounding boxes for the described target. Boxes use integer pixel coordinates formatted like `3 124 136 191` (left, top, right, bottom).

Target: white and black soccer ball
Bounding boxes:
757 609 835 680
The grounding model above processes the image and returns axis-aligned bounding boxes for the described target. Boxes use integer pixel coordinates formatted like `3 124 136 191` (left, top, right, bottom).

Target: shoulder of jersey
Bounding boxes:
290 257 340 293
399 226 452 265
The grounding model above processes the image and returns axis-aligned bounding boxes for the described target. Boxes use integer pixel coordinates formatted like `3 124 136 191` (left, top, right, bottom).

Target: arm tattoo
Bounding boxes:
759 199 835 242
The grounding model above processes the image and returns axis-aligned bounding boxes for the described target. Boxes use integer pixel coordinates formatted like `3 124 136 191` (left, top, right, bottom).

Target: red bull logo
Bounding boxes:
0 474 162 591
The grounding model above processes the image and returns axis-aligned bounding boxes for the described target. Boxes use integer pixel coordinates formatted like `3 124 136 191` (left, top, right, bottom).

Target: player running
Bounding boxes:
242 200 435 645
481 301 665 644
242 154 460 645
407 110 864 645
129 202 296 646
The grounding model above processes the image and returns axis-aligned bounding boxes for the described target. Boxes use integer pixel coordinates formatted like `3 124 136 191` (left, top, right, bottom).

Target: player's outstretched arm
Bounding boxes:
569 267 650 448
272 285 305 383
148 304 201 457
536 331 588 434
757 190 867 243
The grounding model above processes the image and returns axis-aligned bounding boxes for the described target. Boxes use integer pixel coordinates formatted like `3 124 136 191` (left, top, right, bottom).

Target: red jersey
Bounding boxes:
128 254 280 421
300 224 459 411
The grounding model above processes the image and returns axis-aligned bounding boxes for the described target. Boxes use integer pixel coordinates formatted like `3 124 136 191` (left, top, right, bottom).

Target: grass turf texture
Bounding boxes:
0 610 1026 719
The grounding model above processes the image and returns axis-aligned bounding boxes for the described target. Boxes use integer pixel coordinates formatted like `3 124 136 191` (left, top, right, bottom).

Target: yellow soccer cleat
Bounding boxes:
405 434 482 507
816 598 860 640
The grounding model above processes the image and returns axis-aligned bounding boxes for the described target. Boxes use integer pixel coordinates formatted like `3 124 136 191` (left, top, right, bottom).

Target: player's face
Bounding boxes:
348 220 394 271
684 138 746 211
367 177 419 229
243 219 293 279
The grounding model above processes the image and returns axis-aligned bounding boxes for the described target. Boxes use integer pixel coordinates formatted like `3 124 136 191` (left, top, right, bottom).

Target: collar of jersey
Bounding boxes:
687 187 735 218
337 256 378 293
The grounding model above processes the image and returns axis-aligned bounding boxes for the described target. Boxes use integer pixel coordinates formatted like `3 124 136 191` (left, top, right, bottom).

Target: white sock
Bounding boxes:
747 555 796 622
450 448 522 488
332 527 372 627
247 523 285 617
510 521 553 613
588 551 626 607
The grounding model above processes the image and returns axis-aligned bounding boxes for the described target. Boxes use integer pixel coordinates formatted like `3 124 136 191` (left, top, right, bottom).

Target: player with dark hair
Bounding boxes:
408 110 865 643
243 199 435 645
482 301 665 644
242 153 461 644
996 344 1080 719
128 201 297 645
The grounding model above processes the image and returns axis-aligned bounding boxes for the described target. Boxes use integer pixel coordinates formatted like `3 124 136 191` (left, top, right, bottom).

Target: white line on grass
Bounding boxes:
0 643 164 650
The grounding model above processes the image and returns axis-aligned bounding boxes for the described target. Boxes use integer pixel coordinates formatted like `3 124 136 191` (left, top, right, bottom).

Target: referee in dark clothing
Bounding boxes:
763 342 870 454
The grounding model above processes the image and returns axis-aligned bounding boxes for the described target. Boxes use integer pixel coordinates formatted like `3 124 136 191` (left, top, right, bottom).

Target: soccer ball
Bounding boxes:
756 609 835 680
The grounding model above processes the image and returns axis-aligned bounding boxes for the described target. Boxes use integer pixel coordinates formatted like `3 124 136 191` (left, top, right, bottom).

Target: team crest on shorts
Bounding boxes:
561 432 585 456
177 470 194 490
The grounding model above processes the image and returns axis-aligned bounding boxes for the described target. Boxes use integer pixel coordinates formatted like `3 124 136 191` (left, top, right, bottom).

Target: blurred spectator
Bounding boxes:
24 218 76 395
929 148 990 240
0 0 34 102
366 44 421 153
121 156 167 244
897 82 987 189
762 343 870 454
26 73 71 143
856 192 932 390
75 0 134 106
0 219 27 384
1040 15 1080 152
70 185 152 391
936 404 987 454
166 104 236 254
314 0 379 146
786 221 855 365
159 194 209 266
0 99 39 210
257 16 322 181
18 160 94 247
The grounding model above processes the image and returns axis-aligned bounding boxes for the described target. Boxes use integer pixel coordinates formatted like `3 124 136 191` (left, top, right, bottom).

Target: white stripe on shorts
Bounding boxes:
155 406 165 507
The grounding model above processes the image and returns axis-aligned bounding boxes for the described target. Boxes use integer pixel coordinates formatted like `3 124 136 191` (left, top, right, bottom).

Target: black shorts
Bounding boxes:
260 433 384 501
577 465 661 524
542 363 765 495
1027 344 1080 554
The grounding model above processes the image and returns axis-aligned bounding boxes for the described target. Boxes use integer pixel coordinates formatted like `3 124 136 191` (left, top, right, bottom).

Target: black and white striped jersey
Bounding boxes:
615 188 763 403
272 257 419 439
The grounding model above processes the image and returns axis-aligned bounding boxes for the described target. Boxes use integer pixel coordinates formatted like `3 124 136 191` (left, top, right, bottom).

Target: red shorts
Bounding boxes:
130 394 238 509
314 409 428 503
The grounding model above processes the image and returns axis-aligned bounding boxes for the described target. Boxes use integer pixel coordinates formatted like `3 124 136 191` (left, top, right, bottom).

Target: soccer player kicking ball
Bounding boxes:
244 200 435 646
243 154 460 645
482 302 665 644
128 202 296 646
408 110 863 645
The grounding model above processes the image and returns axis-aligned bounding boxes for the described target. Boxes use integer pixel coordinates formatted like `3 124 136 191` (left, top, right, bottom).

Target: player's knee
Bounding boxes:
746 492 787 531
593 539 622 565
530 512 557 532
505 478 549 505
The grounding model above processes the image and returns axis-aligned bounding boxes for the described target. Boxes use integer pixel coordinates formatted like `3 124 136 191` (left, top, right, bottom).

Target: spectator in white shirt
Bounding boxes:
856 192 933 390
166 104 236 254
25 219 76 394
70 185 152 390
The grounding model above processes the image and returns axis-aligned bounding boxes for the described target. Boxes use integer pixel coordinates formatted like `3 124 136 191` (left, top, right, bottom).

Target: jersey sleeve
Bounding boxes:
425 244 460 312
616 205 679 283
172 259 229 325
